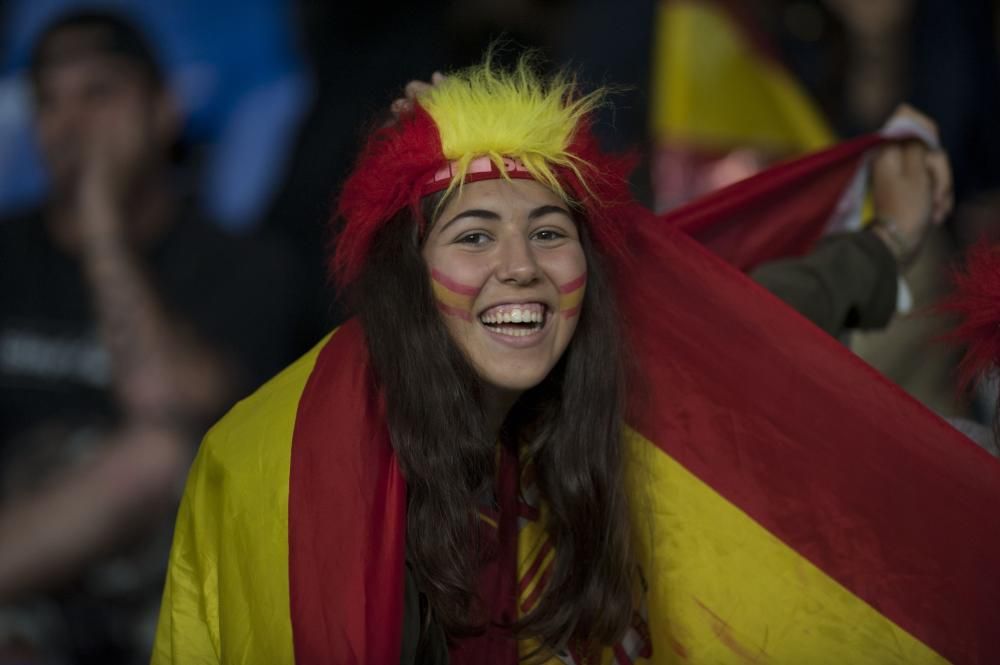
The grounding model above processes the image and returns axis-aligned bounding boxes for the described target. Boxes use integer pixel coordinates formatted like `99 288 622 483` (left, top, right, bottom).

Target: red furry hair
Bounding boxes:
941 243 1000 388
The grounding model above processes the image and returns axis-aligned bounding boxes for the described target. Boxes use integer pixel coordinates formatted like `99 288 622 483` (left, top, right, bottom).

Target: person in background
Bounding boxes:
0 11 308 664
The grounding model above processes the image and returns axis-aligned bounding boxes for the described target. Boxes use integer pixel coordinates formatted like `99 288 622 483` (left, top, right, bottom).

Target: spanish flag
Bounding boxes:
650 0 835 210
153 136 1000 664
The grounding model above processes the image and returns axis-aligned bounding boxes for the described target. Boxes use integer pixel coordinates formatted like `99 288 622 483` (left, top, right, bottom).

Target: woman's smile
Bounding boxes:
478 301 551 345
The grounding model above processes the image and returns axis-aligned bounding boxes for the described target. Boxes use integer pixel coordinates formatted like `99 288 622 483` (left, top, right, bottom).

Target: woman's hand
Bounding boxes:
870 104 954 266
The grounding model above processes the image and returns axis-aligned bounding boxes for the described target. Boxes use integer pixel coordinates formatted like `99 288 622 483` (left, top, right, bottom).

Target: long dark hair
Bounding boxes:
351 199 635 655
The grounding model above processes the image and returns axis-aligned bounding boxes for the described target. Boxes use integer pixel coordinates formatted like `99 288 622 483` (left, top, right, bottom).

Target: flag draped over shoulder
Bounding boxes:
153 135 1000 665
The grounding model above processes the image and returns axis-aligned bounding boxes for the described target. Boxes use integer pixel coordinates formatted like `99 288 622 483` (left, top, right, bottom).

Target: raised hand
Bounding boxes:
870 104 954 265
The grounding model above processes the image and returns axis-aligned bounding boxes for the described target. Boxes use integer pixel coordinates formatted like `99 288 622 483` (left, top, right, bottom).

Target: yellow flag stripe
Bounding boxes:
624 427 946 664
153 335 331 664
650 0 834 154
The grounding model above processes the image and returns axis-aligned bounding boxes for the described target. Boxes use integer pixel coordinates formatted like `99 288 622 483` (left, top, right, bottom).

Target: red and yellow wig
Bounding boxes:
333 55 637 289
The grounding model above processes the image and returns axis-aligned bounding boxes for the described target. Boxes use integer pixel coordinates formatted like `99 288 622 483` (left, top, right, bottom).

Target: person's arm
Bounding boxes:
751 229 899 336
0 424 189 601
753 104 953 337
77 207 233 422
73 109 234 423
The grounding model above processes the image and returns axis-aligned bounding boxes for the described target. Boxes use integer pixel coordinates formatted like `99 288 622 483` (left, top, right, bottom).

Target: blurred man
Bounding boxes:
0 11 307 663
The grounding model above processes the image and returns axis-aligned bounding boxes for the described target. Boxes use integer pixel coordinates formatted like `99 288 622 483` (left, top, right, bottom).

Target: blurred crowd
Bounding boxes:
0 0 997 662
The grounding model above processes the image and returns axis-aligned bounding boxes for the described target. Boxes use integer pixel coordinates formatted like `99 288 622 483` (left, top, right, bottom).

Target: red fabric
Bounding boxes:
290 134 1000 664
450 445 521 664
619 206 1000 664
662 133 883 271
287 321 407 664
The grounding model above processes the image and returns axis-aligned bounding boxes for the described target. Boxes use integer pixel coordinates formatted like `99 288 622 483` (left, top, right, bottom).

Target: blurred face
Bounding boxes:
32 30 169 197
422 178 587 394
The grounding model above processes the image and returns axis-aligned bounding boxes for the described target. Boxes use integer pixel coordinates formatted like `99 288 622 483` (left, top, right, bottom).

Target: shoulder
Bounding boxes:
196 333 332 486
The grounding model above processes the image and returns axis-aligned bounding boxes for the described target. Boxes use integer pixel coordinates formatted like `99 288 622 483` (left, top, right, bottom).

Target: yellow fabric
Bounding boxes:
153 332 943 664
650 0 833 154
518 428 943 664
150 336 329 665
419 53 604 204
623 428 945 664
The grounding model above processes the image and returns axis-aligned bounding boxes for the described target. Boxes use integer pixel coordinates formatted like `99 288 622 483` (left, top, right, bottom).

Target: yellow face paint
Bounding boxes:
557 273 586 318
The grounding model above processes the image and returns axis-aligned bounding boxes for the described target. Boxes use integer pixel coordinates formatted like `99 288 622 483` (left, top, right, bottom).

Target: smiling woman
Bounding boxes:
152 53 646 665
354 170 635 660
322 53 643 661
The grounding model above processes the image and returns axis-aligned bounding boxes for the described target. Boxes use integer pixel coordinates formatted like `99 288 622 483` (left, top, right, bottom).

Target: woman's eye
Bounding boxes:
533 229 566 242
456 232 491 245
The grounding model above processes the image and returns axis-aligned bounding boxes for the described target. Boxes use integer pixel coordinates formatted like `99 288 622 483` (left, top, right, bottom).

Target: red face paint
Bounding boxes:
430 268 479 321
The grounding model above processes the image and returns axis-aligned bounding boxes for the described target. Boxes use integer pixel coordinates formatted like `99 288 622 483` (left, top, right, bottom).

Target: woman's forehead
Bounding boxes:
435 179 567 221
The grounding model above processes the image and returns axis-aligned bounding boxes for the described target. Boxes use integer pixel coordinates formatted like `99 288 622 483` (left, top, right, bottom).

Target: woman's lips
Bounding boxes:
477 301 551 347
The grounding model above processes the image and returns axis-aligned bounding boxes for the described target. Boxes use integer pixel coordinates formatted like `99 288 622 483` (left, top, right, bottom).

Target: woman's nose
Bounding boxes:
494 234 539 285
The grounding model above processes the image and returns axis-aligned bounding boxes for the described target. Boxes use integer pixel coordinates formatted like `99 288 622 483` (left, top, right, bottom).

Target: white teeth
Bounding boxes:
478 303 547 329
490 326 535 337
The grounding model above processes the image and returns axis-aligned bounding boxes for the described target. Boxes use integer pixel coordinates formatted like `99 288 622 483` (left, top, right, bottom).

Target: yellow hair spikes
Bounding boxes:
418 50 605 204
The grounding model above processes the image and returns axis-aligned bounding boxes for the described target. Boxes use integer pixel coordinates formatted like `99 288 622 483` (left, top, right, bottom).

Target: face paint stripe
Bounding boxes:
561 305 581 319
431 269 481 297
432 283 474 310
557 283 585 313
557 273 587 294
436 302 472 321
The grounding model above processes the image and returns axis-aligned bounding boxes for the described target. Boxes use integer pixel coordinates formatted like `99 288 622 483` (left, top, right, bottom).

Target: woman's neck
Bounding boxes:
481 383 522 440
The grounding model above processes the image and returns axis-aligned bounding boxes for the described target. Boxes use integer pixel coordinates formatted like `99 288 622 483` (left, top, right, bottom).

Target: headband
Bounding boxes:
422 156 535 197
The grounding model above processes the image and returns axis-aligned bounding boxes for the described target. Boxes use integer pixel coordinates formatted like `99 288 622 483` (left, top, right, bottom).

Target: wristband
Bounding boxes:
871 217 910 262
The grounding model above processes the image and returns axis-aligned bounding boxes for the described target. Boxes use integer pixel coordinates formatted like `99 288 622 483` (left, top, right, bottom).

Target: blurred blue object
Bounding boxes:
0 0 312 231
0 75 48 213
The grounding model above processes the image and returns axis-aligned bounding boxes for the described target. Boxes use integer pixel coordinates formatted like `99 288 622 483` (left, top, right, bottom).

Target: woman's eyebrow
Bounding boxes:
528 204 572 220
440 208 500 233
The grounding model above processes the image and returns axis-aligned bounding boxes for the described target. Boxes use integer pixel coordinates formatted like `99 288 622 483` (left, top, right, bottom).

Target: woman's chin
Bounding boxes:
477 365 553 394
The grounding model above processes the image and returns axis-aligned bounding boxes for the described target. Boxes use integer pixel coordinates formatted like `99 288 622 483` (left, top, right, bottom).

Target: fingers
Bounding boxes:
882 103 954 225
405 80 434 100
390 98 412 116
900 140 928 179
888 103 940 145
872 143 902 181
925 149 954 224
390 73 448 120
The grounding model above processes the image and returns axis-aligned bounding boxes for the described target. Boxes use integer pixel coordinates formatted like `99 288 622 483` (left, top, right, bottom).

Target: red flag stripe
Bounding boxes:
288 322 408 664
660 134 882 270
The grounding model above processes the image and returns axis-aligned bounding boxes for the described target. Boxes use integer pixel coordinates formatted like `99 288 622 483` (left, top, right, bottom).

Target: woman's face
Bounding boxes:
422 178 587 394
